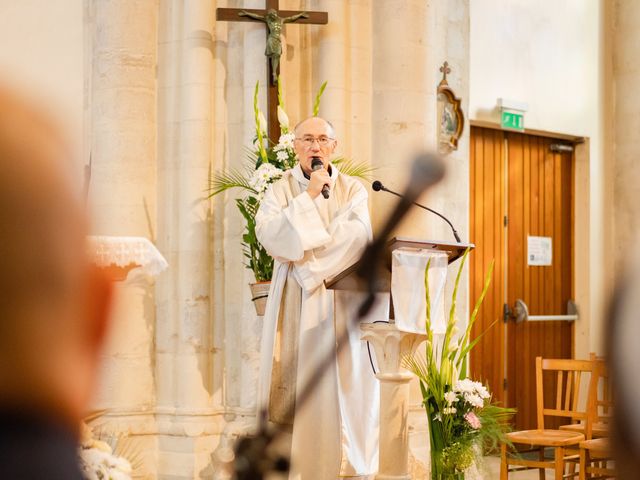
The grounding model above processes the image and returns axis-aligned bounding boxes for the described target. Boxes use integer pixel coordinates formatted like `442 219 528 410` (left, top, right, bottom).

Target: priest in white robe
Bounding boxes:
256 117 380 479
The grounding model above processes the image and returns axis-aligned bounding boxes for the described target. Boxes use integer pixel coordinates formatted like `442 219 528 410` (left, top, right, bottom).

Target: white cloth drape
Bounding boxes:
391 249 448 334
87 235 168 277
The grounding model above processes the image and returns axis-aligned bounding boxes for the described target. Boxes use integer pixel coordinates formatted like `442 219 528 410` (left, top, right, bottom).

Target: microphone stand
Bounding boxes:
372 181 461 243
231 153 446 479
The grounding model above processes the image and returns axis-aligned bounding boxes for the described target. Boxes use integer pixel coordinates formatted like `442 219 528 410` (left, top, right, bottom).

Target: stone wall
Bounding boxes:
1 0 471 477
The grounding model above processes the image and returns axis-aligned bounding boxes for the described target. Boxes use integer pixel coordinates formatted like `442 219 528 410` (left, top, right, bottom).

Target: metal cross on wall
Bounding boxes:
217 1 328 143
439 61 451 85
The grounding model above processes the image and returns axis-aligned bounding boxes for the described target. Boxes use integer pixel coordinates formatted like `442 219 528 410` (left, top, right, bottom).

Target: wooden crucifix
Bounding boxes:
217 1 328 143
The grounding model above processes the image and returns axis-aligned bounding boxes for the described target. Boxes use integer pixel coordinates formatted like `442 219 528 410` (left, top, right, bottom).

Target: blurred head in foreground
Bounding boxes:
0 85 112 435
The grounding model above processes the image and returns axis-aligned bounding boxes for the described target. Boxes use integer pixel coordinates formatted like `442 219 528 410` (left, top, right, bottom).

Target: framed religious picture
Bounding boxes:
437 61 464 153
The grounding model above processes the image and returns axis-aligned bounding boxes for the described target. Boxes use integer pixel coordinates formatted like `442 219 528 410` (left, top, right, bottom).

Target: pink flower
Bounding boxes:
465 411 481 429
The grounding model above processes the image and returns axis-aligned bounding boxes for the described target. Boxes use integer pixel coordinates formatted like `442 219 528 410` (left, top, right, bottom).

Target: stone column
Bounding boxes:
208 7 271 476
370 2 470 476
312 0 372 161
371 0 431 234
156 0 218 477
361 324 427 480
217 0 268 415
612 0 640 264
88 0 159 477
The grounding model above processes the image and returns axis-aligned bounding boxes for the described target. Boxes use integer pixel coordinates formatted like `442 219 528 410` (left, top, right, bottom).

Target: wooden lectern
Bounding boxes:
326 237 474 480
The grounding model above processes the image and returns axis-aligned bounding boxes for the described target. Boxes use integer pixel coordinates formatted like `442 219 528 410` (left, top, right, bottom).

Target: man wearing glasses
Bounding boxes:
256 116 379 479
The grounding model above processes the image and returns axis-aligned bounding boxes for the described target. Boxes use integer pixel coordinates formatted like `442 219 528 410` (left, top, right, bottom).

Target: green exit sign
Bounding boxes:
501 111 524 131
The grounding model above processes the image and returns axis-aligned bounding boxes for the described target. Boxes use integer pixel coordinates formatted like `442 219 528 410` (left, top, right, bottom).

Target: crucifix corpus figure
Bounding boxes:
239 8 308 84
216 1 328 142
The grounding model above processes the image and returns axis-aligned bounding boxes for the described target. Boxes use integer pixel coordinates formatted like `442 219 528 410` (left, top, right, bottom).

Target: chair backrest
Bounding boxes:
535 357 597 435
589 353 613 425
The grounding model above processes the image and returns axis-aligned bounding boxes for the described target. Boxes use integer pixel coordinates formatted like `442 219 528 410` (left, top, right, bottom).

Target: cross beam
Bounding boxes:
217 1 328 143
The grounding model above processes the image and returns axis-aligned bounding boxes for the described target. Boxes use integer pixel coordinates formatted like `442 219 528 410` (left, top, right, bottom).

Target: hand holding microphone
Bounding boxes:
309 157 331 199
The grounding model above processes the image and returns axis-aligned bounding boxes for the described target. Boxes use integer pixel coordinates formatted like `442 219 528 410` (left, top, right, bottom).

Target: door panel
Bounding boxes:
469 128 506 404
470 127 574 430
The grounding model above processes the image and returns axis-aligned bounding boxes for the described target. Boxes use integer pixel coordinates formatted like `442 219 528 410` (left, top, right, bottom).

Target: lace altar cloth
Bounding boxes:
87 236 168 277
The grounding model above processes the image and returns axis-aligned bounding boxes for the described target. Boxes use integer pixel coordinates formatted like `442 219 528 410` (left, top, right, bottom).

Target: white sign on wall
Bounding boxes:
528 236 552 266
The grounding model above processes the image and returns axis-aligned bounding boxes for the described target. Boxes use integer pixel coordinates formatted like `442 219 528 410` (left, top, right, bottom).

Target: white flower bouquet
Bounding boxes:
405 249 514 479
78 423 132 480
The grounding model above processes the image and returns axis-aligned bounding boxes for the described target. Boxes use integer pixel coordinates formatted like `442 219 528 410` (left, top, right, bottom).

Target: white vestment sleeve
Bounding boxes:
293 185 372 293
256 187 332 263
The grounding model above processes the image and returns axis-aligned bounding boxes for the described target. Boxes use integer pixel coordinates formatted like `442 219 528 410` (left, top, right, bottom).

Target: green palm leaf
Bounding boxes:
313 81 328 116
403 353 429 382
332 157 376 180
208 169 257 197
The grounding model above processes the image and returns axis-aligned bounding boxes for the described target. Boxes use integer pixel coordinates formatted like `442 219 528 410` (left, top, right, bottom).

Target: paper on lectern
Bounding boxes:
391 248 447 334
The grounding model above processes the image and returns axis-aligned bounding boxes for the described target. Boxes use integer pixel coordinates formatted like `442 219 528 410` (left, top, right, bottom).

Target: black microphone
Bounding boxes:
311 157 330 199
371 180 461 243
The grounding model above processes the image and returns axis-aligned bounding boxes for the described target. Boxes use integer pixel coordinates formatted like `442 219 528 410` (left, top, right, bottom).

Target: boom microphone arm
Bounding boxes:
371 180 461 243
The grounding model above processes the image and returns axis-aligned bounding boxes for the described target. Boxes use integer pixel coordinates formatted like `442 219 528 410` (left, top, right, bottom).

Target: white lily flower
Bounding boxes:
277 105 289 130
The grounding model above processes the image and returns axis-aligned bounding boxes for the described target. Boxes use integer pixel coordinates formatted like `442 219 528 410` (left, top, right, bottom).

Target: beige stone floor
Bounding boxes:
407 454 556 479
480 455 555 479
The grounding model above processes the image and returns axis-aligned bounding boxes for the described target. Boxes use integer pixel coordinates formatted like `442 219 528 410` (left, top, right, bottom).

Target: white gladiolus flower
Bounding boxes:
277 105 289 129
258 111 268 134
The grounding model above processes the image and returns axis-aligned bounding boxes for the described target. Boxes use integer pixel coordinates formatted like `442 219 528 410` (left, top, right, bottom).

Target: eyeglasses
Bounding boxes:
295 135 335 148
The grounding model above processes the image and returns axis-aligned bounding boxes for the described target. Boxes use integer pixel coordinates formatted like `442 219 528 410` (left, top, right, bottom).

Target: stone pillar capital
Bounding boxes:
361 322 426 377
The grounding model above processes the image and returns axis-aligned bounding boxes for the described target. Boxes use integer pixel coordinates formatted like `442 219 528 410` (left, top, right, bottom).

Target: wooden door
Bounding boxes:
469 126 574 430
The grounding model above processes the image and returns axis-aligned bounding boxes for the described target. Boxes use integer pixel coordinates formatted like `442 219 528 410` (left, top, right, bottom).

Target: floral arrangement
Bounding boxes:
405 249 514 479
209 78 372 282
78 422 133 480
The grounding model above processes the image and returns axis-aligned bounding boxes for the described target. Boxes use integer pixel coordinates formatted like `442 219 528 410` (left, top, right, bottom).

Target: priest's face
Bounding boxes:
293 117 337 175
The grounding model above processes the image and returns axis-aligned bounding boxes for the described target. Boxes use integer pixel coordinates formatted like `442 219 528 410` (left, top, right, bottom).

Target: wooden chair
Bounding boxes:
500 357 597 479
578 438 614 480
560 354 612 439
578 359 615 479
